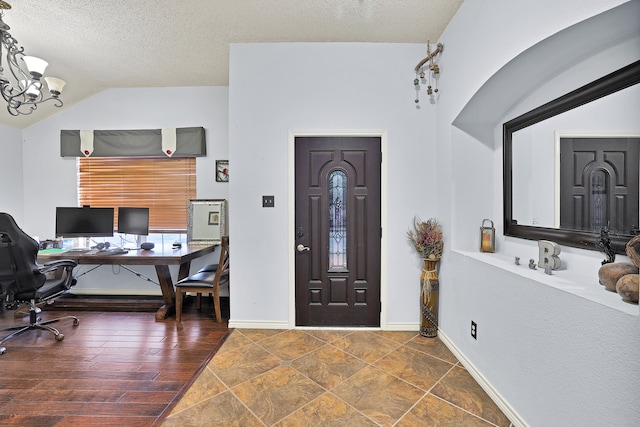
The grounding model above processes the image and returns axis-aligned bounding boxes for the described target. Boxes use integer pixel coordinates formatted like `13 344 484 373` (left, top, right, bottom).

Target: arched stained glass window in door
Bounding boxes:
590 169 607 231
329 170 347 270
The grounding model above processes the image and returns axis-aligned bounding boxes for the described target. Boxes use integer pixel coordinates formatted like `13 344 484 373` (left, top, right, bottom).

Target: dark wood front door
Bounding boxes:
560 137 639 234
295 136 381 327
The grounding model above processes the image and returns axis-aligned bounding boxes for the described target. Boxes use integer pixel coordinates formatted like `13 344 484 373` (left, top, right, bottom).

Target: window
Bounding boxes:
328 169 347 270
590 169 607 232
78 157 196 231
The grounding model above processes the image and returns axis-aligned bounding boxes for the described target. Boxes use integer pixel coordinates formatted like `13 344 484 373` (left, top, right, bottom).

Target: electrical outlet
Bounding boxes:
262 195 275 208
471 321 477 339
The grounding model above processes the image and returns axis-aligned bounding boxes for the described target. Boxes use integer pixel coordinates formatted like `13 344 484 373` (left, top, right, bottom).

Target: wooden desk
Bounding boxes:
38 243 217 320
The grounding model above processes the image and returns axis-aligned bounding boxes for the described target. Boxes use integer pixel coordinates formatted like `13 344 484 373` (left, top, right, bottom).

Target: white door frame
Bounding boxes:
287 130 389 329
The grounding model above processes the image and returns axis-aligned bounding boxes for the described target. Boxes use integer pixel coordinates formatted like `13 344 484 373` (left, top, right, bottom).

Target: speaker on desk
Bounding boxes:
140 242 155 250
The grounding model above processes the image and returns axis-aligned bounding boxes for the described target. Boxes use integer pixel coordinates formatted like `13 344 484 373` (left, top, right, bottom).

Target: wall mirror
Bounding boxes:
187 199 228 245
504 60 640 254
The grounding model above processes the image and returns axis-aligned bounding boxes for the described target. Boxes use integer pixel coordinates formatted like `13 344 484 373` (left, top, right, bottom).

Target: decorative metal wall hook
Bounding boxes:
414 41 443 104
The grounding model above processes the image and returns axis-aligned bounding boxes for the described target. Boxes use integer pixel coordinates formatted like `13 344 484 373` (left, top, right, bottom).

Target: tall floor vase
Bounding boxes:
420 257 440 337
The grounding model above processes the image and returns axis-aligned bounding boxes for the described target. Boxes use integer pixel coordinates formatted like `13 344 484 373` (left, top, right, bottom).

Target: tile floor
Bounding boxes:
161 329 513 427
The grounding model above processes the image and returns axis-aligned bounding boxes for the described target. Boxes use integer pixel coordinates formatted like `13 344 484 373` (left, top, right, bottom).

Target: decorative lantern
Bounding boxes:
480 219 495 253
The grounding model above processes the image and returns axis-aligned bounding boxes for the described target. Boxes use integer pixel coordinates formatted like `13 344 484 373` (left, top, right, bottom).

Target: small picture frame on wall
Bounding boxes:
208 212 220 225
187 199 228 245
216 160 229 182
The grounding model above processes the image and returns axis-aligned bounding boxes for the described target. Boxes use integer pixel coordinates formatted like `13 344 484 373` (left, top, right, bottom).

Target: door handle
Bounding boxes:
296 244 310 252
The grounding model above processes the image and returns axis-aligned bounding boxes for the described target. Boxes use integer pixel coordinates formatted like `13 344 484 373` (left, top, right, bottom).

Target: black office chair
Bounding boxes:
0 212 79 355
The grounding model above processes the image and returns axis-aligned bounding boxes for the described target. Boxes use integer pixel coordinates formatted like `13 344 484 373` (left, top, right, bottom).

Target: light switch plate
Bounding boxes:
262 195 275 207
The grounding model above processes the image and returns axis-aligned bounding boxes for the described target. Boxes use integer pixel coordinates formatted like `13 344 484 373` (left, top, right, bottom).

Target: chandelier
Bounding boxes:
414 41 443 104
0 1 65 116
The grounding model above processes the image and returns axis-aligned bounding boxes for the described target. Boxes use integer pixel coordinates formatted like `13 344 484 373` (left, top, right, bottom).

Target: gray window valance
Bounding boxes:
60 127 206 157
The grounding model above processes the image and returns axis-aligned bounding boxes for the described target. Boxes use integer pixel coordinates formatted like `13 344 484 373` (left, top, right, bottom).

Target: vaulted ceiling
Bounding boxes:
0 0 462 128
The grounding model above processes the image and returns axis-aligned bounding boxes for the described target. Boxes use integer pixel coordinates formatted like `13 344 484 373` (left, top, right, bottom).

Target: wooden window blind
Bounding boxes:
78 157 196 231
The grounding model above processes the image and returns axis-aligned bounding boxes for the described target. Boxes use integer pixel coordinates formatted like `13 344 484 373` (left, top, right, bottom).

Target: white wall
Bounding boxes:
19 86 230 294
228 43 437 328
438 1 639 426
0 124 24 224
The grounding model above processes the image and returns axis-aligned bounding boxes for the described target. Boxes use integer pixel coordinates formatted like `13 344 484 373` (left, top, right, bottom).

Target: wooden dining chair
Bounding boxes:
175 236 229 323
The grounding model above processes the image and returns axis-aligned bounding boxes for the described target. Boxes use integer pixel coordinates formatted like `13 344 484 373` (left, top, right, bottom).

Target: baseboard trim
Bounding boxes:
384 322 419 331
51 294 164 312
439 331 527 427
70 288 163 296
227 319 291 329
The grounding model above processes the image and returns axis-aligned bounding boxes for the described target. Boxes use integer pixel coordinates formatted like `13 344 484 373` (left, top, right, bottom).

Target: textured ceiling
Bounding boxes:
0 0 462 128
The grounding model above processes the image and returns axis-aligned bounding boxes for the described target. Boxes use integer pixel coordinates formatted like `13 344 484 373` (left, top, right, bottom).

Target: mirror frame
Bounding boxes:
187 199 228 245
503 60 640 254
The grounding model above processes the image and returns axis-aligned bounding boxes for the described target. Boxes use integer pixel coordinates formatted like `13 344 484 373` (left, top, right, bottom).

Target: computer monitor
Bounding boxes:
117 207 150 236
55 206 115 238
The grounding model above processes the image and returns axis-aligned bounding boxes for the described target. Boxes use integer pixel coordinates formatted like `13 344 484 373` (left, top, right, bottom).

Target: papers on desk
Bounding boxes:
38 248 66 254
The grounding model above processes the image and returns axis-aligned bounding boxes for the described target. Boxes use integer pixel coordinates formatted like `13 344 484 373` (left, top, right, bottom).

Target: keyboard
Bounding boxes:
65 248 91 254
97 248 129 255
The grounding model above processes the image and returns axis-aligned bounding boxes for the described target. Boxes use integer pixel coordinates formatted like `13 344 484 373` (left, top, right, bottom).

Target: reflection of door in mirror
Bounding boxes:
505 60 640 254
559 136 639 235
510 82 640 230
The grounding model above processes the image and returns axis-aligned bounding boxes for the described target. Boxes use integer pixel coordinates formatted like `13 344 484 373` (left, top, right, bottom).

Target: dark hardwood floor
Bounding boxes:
0 295 229 427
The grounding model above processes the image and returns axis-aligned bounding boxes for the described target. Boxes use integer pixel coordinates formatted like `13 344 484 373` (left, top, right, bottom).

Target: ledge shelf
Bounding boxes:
455 250 639 316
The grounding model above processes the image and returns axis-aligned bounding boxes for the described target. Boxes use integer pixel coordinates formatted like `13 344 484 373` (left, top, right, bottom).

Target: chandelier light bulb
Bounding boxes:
44 76 66 96
22 56 48 79
20 79 41 100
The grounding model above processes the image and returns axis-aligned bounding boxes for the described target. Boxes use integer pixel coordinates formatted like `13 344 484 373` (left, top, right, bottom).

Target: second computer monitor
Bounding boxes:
117 207 149 236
